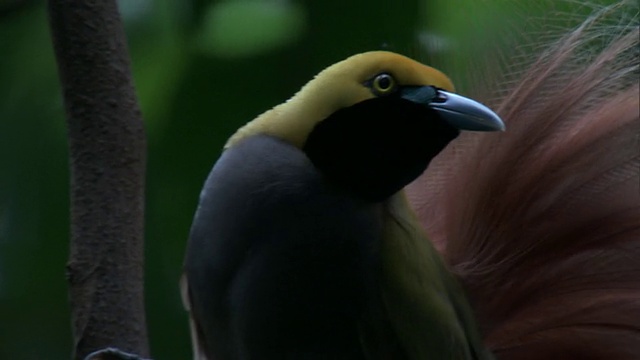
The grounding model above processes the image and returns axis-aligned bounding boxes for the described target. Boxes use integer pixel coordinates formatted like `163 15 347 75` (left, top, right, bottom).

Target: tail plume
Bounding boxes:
407 3 640 359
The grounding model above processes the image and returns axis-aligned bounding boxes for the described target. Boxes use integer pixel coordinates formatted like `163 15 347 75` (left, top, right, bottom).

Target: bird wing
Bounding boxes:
378 193 492 360
181 274 211 360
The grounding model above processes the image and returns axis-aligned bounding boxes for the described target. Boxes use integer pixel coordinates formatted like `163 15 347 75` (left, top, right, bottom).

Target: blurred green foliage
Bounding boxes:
0 0 623 358
198 1 306 57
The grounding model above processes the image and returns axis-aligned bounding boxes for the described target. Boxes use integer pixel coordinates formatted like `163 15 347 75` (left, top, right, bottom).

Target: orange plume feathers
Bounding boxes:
407 3 639 359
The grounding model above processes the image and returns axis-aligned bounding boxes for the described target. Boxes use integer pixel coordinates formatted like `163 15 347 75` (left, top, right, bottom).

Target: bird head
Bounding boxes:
226 51 504 201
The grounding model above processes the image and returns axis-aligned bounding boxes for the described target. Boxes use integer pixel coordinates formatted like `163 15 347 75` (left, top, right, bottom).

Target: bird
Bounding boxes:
181 50 504 360
181 3 639 359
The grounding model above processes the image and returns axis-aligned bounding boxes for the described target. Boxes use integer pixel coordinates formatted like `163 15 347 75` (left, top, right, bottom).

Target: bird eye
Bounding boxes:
371 73 397 95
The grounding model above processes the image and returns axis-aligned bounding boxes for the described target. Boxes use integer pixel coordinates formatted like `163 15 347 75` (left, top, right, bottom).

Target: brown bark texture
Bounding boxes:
47 0 149 359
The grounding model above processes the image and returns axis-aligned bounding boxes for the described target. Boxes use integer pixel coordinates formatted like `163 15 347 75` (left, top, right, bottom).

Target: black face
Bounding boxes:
302 93 460 202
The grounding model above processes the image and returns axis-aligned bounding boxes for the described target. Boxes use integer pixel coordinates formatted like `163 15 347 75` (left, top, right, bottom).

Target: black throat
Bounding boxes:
303 96 460 202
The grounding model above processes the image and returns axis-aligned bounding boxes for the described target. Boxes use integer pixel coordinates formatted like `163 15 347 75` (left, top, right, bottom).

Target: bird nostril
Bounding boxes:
432 89 448 103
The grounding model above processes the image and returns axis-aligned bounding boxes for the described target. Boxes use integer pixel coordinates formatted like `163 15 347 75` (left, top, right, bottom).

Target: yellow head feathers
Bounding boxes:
225 51 455 149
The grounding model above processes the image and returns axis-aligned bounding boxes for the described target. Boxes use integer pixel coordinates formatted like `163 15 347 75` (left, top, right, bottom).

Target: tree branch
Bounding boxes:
47 1 149 359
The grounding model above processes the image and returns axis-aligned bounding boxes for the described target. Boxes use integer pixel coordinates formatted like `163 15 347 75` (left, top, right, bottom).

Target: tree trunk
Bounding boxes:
47 1 149 359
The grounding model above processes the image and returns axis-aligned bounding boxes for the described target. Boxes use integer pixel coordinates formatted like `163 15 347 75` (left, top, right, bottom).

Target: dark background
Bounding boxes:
0 0 615 358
